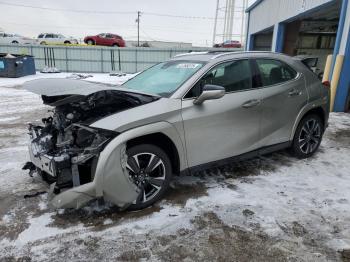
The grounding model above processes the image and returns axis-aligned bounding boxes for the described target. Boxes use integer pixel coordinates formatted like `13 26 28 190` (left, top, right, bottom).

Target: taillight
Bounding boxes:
322 80 330 88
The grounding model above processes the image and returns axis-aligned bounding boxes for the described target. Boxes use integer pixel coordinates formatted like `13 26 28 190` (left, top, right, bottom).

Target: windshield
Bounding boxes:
122 60 205 97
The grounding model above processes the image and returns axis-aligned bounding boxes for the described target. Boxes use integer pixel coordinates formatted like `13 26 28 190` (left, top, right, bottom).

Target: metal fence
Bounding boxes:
0 44 243 73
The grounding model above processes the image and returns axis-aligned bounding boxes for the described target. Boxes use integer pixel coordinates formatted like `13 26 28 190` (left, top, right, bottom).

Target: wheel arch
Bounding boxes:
126 132 181 175
290 105 327 140
302 107 326 126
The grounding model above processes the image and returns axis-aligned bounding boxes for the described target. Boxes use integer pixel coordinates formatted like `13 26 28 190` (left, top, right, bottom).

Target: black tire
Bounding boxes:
12 41 19 44
112 43 119 47
86 39 95 45
126 144 172 211
290 114 324 159
64 41 71 45
40 41 47 45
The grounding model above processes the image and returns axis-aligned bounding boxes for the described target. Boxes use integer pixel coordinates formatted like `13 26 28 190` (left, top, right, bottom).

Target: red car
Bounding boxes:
84 33 126 47
213 40 242 48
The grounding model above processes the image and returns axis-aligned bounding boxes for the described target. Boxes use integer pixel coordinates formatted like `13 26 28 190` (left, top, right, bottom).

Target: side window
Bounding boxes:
256 59 297 86
185 59 253 98
38 34 44 38
46 34 53 38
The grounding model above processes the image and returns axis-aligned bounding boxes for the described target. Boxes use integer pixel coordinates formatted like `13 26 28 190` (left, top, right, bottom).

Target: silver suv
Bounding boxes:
24 52 329 210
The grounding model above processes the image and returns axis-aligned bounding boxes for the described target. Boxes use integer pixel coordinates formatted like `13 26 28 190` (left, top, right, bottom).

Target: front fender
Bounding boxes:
93 121 187 207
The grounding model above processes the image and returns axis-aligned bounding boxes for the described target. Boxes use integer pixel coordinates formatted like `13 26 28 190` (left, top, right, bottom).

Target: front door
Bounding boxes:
181 59 262 168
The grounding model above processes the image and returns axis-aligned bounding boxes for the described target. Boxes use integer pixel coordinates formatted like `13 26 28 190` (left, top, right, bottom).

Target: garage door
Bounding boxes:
253 32 273 51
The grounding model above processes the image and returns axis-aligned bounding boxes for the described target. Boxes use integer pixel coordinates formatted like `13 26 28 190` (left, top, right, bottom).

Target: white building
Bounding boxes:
245 0 350 112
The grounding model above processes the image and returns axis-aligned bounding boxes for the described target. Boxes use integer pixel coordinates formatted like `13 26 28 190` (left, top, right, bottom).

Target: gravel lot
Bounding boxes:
0 74 350 261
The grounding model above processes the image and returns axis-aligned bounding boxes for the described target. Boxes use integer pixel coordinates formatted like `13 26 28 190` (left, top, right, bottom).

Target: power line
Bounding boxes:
0 1 135 14
143 12 223 20
0 1 223 20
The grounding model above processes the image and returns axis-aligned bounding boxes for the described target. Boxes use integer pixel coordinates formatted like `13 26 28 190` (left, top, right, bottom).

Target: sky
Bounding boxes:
0 0 254 47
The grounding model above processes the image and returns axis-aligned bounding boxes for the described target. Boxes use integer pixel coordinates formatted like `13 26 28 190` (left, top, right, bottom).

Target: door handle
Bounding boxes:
288 88 302 97
242 99 261 108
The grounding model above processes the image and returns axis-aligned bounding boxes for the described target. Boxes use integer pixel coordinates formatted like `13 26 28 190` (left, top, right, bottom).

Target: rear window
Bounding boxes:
256 59 297 87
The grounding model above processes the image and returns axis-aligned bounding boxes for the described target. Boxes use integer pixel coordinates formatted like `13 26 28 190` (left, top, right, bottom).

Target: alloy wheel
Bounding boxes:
126 152 166 204
298 119 322 154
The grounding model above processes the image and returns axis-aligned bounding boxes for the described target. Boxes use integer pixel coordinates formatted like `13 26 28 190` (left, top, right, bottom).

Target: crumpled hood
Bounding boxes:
23 78 158 98
23 78 161 125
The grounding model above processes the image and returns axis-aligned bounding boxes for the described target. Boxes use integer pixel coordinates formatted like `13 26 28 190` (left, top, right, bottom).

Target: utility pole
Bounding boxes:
212 0 220 46
136 11 141 47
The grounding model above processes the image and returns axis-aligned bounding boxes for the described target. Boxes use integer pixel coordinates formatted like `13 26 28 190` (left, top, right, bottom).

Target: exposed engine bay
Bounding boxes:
23 79 158 200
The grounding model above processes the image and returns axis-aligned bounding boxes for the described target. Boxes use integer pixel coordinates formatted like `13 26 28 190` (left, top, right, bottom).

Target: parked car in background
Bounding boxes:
37 33 78 45
23 52 329 211
84 33 126 47
214 40 242 48
0 32 35 45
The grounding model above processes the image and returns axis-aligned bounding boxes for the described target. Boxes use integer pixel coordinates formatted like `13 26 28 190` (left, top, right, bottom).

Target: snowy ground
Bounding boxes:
0 73 350 261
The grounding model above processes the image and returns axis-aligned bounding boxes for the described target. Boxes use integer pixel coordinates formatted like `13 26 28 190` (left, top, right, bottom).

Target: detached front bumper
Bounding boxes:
26 126 140 209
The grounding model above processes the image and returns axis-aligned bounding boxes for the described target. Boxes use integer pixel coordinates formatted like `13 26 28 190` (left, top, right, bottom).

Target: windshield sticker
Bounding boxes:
176 63 201 69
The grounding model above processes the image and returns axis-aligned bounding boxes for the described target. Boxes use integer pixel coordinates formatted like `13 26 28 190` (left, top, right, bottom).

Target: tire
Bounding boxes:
64 41 71 45
11 41 19 44
126 144 172 211
86 39 95 45
112 43 119 47
40 41 47 45
290 114 324 159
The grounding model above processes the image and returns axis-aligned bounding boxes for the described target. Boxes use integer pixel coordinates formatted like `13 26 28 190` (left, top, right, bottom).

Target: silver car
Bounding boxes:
23 52 329 210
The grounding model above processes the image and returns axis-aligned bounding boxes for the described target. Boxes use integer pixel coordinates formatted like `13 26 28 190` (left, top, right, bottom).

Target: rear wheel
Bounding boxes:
64 41 71 45
291 114 324 159
11 41 19 44
126 144 172 210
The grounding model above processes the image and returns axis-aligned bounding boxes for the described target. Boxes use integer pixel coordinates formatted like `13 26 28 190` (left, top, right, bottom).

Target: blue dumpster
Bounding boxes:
0 53 36 78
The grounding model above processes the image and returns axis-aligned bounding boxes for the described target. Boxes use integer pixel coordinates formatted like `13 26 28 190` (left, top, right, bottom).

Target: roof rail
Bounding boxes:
173 51 209 58
210 51 251 59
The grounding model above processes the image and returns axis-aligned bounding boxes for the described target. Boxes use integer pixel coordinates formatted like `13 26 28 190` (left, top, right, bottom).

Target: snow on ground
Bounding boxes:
0 74 350 261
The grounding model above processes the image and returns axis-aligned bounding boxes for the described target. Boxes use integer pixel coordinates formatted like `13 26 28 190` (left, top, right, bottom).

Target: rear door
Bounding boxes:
181 59 263 168
255 58 308 147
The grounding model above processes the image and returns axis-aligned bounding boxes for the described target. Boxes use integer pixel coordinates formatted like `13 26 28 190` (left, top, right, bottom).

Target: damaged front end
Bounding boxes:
26 121 116 193
23 79 158 209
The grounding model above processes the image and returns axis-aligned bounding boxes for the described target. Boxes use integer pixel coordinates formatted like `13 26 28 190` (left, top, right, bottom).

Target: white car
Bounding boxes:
0 32 35 45
37 33 78 45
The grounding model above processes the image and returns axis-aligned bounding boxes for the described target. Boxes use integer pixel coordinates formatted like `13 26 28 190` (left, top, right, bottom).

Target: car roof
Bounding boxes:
171 51 294 62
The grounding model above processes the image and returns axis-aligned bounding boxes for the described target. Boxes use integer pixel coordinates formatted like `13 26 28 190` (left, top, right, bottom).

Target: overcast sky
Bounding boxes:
0 0 254 46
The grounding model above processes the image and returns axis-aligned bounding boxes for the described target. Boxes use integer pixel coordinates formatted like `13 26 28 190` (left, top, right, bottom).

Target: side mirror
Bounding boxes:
193 84 225 105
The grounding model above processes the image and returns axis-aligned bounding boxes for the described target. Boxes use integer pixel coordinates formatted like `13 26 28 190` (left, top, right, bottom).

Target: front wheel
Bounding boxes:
126 144 172 210
291 114 324 159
